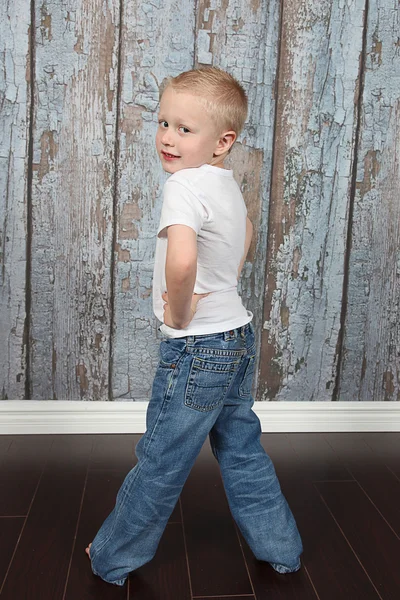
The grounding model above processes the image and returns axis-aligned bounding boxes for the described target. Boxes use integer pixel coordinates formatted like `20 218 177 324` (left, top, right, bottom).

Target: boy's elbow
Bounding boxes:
177 261 196 281
167 257 197 282
182 253 197 270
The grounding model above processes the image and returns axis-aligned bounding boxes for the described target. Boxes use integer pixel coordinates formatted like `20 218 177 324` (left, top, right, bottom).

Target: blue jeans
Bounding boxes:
89 322 303 586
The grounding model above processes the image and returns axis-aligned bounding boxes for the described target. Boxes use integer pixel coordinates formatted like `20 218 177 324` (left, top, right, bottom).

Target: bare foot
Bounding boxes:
85 543 92 559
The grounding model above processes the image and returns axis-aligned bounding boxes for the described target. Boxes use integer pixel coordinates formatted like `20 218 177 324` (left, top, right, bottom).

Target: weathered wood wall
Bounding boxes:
338 1 400 402
260 0 366 401
30 0 119 401
1 0 399 401
0 0 31 400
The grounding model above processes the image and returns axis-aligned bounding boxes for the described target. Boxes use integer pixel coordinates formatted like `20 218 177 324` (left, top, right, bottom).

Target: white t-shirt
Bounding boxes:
152 163 253 338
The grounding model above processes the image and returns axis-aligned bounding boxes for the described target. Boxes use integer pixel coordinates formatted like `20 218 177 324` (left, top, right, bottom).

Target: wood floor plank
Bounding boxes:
89 434 138 471
180 440 253 597
361 432 400 479
316 480 400 599
238 532 316 600
194 596 254 599
129 523 191 600
0 437 13 454
0 517 24 591
324 433 400 536
64 468 128 599
257 434 380 600
0 435 54 515
0 435 93 600
287 433 354 482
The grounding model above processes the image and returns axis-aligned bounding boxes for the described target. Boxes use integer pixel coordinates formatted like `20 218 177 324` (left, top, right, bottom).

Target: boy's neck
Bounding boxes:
208 157 226 169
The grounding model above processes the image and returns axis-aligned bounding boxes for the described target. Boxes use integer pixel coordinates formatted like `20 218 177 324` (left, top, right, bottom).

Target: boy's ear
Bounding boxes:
213 131 237 156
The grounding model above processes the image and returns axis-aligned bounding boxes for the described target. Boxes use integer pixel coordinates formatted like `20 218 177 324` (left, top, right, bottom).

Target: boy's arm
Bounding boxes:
237 217 253 281
165 224 197 328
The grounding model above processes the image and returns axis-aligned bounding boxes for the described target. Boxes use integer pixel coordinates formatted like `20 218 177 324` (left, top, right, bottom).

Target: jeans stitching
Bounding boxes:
184 356 239 412
144 350 189 452
187 347 245 357
238 355 256 398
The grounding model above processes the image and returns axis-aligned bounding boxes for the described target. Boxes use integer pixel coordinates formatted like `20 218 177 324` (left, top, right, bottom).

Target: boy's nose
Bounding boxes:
161 131 174 146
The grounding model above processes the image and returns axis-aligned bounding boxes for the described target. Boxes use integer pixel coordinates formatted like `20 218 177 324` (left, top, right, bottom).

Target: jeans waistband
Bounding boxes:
186 321 254 344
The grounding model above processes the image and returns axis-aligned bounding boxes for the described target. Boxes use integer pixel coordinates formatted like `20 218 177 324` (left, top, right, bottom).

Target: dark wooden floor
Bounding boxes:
0 432 399 599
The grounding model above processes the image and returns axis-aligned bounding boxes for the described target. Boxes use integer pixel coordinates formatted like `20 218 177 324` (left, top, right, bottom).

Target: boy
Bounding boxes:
86 66 303 587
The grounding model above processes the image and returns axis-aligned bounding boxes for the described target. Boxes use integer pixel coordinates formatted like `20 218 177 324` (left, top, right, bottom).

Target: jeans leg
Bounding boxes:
89 354 223 586
209 396 303 573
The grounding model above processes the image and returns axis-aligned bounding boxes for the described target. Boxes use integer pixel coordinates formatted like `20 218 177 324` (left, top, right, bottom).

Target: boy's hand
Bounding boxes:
162 291 210 329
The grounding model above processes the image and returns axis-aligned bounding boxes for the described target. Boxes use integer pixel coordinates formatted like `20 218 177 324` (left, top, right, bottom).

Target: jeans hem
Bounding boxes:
269 560 301 574
92 566 127 587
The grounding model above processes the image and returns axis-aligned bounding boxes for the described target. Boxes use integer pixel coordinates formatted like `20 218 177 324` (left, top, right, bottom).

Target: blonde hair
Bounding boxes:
160 66 248 137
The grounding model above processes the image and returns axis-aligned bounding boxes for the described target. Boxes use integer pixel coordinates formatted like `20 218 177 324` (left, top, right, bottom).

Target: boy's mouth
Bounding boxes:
161 150 180 160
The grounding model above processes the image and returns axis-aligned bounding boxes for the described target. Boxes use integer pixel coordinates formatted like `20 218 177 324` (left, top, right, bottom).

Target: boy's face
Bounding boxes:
155 86 224 174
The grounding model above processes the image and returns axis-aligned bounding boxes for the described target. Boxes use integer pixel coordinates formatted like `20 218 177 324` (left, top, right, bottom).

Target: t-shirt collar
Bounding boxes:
199 163 233 177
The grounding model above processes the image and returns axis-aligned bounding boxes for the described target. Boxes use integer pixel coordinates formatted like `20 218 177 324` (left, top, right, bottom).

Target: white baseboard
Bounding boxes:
0 401 399 434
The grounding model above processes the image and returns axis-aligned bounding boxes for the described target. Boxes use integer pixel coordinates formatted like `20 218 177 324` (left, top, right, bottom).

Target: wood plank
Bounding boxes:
316 481 400 599
362 432 400 480
0 437 13 454
0 435 92 600
287 433 354 482
339 1 400 401
89 433 138 471
0 435 53 515
30 0 120 400
0 0 31 399
195 0 281 396
324 433 400 537
194 597 254 600
0 518 24 591
259 0 365 400
111 1 194 400
181 440 253 597
64 468 127 599
129 523 191 600
257 434 380 600
238 531 317 600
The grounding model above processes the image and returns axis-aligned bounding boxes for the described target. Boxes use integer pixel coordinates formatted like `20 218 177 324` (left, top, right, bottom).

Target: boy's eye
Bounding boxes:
159 120 168 128
179 126 190 134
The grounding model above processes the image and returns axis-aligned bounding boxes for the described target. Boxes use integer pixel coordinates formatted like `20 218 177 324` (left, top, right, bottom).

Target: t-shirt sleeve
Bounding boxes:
157 180 206 238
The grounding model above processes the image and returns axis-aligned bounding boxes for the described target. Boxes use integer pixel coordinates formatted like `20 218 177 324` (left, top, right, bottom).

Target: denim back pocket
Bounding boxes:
238 354 256 398
185 356 240 412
